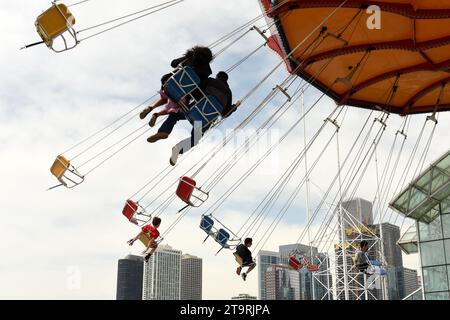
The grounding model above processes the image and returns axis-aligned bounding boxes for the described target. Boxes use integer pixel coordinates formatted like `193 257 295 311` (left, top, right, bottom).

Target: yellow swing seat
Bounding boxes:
49 155 84 189
138 233 161 248
50 155 70 179
35 3 78 52
138 233 151 247
233 252 243 267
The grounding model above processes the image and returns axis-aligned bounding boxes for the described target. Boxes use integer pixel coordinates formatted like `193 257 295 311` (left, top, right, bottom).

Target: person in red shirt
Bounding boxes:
127 217 162 262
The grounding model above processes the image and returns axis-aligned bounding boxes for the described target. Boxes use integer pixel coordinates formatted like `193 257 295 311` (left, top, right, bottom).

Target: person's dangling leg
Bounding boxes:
169 121 203 165
140 98 167 119
246 262 256 275
144 240 158 262
169 136 191 166
144 239 157 255
241 262 256 281
147 112 186 143
149 110 169 127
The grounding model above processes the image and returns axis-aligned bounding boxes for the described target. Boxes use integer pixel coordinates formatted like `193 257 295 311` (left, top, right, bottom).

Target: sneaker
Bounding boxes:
241 272 247 281
236 267 242 276
149 114 158 127
140 107 152 120
169 146 181 166
144 253 152 262
147 132 169 143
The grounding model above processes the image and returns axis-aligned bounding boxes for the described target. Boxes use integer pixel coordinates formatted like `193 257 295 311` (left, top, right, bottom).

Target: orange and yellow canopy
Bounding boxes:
261 0 450 115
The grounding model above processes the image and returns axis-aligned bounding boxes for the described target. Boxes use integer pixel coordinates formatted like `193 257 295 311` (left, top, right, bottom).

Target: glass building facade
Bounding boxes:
418 211 450 300
257 251 279 300
390 149 450 300
265 265 300 300
181 254 202 300
143 245 182 300
116 255 144 300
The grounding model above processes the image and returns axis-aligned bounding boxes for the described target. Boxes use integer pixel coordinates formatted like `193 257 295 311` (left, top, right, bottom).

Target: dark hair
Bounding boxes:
360 240 368 249
184 46 213 65
217 71 228 82
160 73 172 88
153 217 162 226
244 238 253 246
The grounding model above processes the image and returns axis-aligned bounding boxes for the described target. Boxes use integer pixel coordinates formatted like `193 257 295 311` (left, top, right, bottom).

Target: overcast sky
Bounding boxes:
1 0 449 300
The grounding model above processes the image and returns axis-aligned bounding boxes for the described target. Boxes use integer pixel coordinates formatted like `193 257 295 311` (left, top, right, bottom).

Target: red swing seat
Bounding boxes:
289 256 304 270
176 176 209 209
176 176 197 205
122 199 139 225
307 264 319 272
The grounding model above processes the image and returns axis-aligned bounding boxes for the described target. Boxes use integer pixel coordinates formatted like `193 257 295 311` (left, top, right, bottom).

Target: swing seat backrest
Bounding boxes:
176 176 196 204
36 4 75 44
50 155 70 179
370 259 382 267
186 95 223 130
164 66 200 102
138 233 151 247
215 228 230 247
288 256 303 271
122 200 138 225
307 264 319 272
233 252 243 266
200 216 214 234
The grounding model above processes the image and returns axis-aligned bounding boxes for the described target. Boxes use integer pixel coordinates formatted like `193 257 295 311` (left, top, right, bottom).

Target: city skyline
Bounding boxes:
115 234 421 301
116 246 203 300
257 243 332 300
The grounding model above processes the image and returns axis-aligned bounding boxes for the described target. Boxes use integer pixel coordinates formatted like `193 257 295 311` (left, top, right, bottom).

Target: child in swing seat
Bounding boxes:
127 216 161 262
139 46 213 139
234 238 257 281
139 73 183 127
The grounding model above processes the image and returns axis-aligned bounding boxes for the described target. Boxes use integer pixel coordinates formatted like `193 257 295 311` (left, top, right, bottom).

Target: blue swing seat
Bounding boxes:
186 95 223 130
200 215 214 233
164 66 200 102
214 228 230 247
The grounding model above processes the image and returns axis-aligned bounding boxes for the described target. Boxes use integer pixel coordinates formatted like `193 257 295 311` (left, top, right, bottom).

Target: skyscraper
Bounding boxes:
341 198 374 228
265 264 300 300
403 268 420 298
257 250 279 300
181 254 202 300
370 222 405 300
143 244 182 300
116 255 144 300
